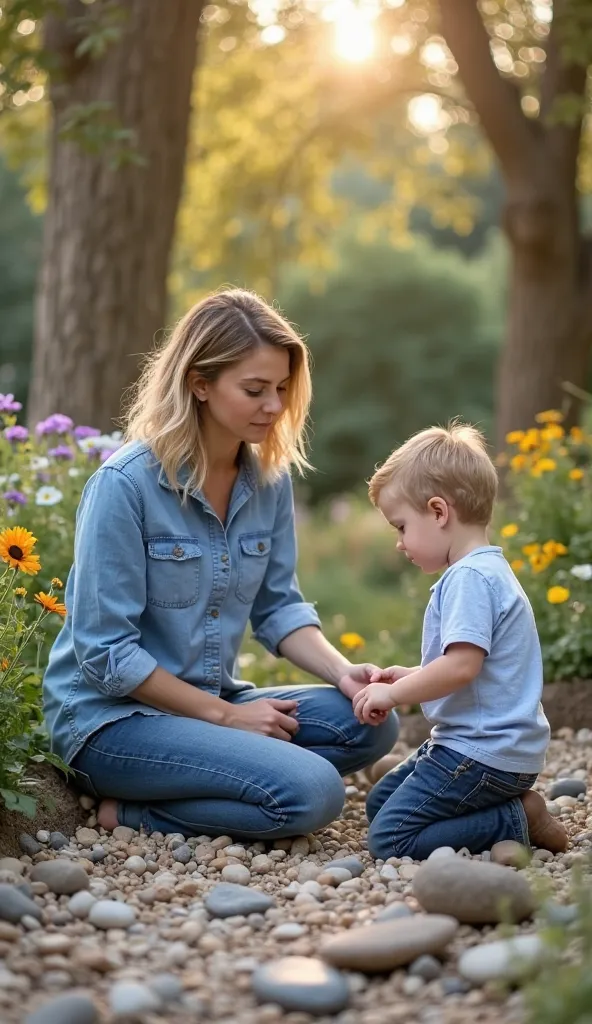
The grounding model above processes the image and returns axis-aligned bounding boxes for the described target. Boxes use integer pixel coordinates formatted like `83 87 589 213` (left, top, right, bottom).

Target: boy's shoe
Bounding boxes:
520 789 568 853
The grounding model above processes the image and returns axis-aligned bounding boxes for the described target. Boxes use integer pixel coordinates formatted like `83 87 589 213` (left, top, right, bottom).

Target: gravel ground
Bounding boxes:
0 727 590 1024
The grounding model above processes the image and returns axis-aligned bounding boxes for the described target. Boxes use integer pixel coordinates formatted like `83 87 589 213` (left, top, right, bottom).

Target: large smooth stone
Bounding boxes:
0 883 42 923
110 981 161 1016
205 883 275 918
412 858 535 924
88 900 136 930
320 914 458 972
252 956 349 1014
323 857 365 878
458 934 544 984
24 993 99 1024
548 778 587 800
30 860 90 896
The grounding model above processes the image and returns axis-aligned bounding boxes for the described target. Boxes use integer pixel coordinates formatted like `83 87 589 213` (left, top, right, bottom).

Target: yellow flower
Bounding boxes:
51 577 64 589
535 410 564 424
540 424 564 442
0 658 9 671
522 544 540 557
570 426 585 444
510 559 525 572
530 553 551 573
13 587 26 597
519 429 540 453
500 523 519 538
554 543 568 556
34 592 67 618
505 430 525 445
531 458 557 477
569 468 584 481
547 586 570 604
340 632 365 651
0 527 41 575
510 454 527 472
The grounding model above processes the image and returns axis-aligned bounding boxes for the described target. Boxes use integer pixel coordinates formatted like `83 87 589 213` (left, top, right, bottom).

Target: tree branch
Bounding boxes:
540 0 589 189
438 0 539 184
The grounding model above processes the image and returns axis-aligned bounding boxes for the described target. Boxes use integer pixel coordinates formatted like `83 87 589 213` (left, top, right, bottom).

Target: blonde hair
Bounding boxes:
125 289 312 495
369 421 498 525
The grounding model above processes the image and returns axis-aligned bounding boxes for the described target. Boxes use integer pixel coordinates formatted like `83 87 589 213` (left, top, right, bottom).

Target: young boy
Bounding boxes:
354 422 568 860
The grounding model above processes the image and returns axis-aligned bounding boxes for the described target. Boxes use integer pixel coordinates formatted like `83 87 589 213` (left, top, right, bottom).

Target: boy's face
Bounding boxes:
378 489 451 574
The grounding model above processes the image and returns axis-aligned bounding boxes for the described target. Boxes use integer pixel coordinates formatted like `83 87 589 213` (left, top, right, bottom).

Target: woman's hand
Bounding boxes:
353 683 397 724
368 665 413 684
225 699 300 741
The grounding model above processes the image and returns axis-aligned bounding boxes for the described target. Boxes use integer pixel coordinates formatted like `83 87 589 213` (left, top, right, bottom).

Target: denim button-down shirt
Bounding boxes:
42 441 321 764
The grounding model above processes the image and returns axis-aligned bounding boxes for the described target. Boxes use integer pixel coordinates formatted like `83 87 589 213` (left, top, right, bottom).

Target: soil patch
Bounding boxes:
0 763 85 858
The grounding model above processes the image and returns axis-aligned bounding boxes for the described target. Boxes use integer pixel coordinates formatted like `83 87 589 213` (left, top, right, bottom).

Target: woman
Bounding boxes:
43 290 398 839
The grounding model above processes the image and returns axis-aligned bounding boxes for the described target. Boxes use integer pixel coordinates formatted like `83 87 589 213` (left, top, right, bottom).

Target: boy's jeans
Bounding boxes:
367 741 536 860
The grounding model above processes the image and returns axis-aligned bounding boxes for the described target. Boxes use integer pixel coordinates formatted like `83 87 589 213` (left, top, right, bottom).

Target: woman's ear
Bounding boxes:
187 368 208 402
427 496 450 527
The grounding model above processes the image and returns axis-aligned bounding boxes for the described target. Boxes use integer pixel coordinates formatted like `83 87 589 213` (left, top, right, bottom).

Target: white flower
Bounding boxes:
68 467 81 478
570 564 592 581
78 431 123 454
0 473 20 485
31 456 50 471
237 653 256 669
35 485 63 506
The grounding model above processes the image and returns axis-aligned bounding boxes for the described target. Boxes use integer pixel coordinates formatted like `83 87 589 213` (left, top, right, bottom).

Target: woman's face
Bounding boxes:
190 345 291 447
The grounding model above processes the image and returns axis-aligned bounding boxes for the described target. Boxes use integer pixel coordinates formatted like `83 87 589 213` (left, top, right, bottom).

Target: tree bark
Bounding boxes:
440 0 592 447
28 0 203 430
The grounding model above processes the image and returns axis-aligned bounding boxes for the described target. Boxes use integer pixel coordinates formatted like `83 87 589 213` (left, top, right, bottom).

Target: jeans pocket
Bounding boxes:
423 744 469 779
457 770 535 813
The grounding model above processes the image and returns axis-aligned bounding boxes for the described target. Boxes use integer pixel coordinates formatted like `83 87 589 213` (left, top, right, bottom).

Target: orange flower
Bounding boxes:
0 527 41 575
569 468 584 481
34 592 66 618
535 410 564 424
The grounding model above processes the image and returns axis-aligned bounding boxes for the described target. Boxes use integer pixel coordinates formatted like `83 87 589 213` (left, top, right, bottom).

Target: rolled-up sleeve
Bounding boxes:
250 473 321 656
71 467 157 697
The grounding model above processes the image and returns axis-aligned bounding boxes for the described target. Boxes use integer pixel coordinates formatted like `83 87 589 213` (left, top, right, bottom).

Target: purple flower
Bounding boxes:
100 448 114 463
35 414 74 436
48 444 74 460
3 489 27 505
0 393 22 413
74 425 101 440
4 425 29 443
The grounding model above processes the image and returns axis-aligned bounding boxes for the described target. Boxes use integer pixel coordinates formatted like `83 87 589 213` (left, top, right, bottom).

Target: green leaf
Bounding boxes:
0 788 37 817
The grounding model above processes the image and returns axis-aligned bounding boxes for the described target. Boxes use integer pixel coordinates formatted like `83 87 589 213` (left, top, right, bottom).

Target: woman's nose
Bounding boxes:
263 394 283 414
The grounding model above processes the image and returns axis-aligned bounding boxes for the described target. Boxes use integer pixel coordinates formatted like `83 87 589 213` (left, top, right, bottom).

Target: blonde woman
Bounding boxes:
43 290 397 840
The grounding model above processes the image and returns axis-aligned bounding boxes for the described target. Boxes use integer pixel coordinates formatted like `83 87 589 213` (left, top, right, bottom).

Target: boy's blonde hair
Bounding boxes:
124 289 311 498
369 421 498 525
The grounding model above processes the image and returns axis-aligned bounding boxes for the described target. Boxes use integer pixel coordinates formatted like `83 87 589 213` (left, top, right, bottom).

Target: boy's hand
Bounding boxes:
369 665 410 683
353 683 397 724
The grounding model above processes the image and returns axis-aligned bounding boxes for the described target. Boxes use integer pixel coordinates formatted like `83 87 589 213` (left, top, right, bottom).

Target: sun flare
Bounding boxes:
333 2 377 63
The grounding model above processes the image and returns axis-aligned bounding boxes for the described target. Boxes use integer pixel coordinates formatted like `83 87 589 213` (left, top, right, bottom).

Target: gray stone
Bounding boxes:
19 833 42 857
24 993 99 1024
68 891 97 919
75 827 100 847
427 847 457 861
110 981 161 1016
458 934 544 985
89 900 136 929
490 841 531 868
31 860 90 896
0 883 42 923
412 858 535 924
112 825 135 843
91 846 106 863
323 856 365 878
549 778 587 800
172 844 192 864
409 955 442 981
272 922 308 940
49 832 69 850
124 856 147 875
221 863 251 885
205 882 275 918
17 881 34 899
540 901 579 926
36 830 50 844
375 902 415 923
442 977 471 996
321 914 458 972
149 973 184 1003
252 956 349 1014
0 857 24 875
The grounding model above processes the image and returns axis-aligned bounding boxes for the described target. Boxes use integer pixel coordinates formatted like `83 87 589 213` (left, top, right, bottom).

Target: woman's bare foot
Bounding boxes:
520 789 568 853
97 798 119 831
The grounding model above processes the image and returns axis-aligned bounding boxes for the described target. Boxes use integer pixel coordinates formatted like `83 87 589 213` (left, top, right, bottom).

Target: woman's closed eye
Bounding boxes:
245 387 287 398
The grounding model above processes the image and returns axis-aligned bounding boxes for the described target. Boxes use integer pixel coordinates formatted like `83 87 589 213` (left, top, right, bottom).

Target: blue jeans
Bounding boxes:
366 741 536 860
72 685 398 840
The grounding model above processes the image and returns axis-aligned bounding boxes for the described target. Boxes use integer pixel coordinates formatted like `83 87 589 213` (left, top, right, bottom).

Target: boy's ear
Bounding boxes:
427 496 450 526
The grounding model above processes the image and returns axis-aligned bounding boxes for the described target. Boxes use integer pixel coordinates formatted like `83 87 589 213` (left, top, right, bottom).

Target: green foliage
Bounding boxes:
278 232 504 501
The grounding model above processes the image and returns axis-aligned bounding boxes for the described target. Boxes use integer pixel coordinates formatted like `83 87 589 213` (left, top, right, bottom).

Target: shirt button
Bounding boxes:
221 554 229 563
210 609 219 618
172 545 184 558
257 542 266 552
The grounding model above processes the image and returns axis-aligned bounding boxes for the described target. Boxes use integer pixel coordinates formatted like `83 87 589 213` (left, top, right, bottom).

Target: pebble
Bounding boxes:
317 868 352 886
442 977 471 996
412 857 535 923
409 954 442 981
427 847 457 861
222 863 251 885
379 864 399 881
49 832 69 850
0 883 43 923
124 856 147 875
75 827 100 846
252 956 349 1014
272 923 308 940
19 833 42 857
36 830 50 844
490 841 531 867
324 856 365 877
205 883 275 918
172 844 192 864
297 861 321 883
0 858 24 876
24 992 99 1024
88 900 136 930
540 901 579 926
79 794 95 810
109 980 161 1016
68 891 97 919
149 973 184 1003
375 902 415 923
458 934 544 984
31 861 90 896
112 826 135 843
548 777 587 800
321 914 458 972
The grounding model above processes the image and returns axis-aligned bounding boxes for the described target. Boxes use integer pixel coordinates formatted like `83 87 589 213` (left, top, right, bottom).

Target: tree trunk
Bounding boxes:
28 0 203 430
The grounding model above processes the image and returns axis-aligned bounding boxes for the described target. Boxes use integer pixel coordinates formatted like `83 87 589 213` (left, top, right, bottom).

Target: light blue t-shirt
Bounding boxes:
421 545 550 773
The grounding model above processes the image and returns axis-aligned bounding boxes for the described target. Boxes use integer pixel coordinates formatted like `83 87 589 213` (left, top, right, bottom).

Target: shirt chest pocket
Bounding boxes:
236 533 272 605
146 539 202 609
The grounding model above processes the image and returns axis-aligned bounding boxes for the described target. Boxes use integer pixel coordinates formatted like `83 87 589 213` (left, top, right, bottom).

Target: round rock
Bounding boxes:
458 934 544 984
75 827 100 847
124 856 147 875
68 891 97 919
549 778 587 800
205 882 275 918
375 902 414 923
24 993 99 1024
19 833 42 857
412 857 535 924
323 856 365 878
427 847 457 861
321 914 458 972
409 954 442 981
490 841 531 868
31 860 90 896
0 883 42 924
221 863 251 885
149 973 184 1004
0 858 24 876
49 832 69 850
172 844 192 864
88 900 136 930
252 956 349 1015
110 981 161 1016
